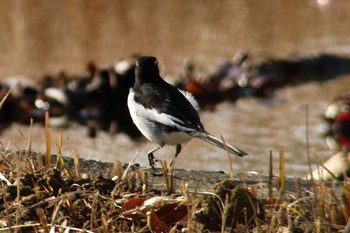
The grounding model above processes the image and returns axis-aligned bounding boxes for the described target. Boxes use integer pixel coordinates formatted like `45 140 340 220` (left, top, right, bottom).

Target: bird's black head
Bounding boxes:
135 56 160 84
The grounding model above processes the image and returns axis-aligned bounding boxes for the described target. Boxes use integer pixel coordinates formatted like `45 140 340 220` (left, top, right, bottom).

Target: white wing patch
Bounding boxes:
179 89 200 111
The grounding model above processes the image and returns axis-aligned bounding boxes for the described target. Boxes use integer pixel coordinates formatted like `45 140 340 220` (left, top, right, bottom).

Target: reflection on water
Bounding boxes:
0 1 350 177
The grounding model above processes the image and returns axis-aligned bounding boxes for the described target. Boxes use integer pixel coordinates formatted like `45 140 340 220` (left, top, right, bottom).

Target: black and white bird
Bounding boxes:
127 56 247 168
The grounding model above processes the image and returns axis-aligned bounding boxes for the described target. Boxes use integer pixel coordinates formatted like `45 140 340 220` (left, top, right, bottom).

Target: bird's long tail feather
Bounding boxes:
191 132 248 157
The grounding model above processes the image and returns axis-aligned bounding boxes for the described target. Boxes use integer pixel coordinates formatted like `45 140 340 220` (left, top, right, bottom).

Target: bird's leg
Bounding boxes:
170 144 182 166
148 153 156 168
147 145 162 168
147 145 164 176
175 144 182 158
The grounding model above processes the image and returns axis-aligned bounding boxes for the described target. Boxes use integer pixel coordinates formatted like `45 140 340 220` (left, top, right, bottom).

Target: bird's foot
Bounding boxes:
148 152 158 167
148 153 163 176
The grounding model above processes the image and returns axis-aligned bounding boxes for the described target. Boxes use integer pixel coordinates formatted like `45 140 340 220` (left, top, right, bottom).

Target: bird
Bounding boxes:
127 56 248 168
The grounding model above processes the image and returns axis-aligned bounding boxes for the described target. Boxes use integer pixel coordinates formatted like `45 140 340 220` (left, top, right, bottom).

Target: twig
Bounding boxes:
45 111 52 166
279 146 285 196
121 151 140 180
0 172 12 186
268 150 273 199
0 83 17 110
161 160 173 195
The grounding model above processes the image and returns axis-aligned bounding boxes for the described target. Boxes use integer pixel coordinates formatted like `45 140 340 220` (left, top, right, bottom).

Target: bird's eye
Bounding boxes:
154 59 158 66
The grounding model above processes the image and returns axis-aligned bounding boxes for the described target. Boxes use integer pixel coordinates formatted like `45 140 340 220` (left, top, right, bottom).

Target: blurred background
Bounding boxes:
0 0 350 177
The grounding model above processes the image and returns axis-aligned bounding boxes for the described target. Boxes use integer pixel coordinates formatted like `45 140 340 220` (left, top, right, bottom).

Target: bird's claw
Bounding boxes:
148 153 163 176
148 153 157 167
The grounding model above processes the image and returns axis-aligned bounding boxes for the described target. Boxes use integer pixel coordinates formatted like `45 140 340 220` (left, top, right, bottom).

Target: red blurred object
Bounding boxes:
334 112 350 148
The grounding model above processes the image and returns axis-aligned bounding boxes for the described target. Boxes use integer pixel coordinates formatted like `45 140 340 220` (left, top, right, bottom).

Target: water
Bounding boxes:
1 0 350 78
1 0 350 177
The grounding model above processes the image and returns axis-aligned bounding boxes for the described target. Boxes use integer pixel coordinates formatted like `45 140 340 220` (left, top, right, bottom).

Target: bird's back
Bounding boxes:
134 78 204 133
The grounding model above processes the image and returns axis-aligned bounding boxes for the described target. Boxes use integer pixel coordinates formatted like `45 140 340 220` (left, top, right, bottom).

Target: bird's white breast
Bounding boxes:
127 89 192 145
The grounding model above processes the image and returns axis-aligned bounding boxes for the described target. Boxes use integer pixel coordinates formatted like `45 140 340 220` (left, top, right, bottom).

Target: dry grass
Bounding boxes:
0 129 348 232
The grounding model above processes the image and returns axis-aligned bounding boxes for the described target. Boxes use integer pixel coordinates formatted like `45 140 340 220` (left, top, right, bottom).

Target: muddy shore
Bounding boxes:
0 151 346 232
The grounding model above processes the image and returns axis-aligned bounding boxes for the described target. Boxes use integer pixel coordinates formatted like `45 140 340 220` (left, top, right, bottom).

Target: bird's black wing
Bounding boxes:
133 80 204 133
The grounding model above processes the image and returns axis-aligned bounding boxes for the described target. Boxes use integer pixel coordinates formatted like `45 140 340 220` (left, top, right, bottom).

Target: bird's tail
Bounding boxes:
191 132 248 157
